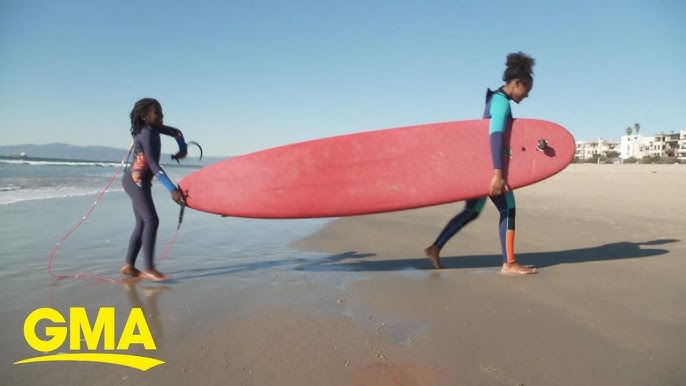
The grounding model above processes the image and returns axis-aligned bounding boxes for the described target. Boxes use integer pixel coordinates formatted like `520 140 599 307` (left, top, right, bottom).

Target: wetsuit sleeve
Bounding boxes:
155 171 177 192
140 129 178 193
488 95 511 169
160 125 187 152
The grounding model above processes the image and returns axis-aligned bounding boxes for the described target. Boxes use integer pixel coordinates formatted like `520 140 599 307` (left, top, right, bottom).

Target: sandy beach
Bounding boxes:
3 164 685 386
293 164 686 385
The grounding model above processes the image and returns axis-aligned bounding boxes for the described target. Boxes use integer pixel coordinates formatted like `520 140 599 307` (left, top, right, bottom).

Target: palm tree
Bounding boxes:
626 126 632 136
634 123 641 135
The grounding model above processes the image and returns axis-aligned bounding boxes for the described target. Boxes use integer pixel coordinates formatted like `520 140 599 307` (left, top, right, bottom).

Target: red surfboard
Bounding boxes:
178 119 574 218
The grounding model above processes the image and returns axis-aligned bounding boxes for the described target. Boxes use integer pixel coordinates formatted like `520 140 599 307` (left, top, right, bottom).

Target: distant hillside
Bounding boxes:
0 143 225 164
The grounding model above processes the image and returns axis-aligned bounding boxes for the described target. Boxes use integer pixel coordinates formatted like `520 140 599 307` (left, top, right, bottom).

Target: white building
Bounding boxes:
620 131 684 160
578 129 685 162
678 129 686 161
651 132 681 158
619 134 647 159
576 138 620 160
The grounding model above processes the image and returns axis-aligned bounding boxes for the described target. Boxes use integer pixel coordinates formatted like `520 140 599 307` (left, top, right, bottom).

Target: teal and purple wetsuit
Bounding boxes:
432 88 517 264
122 125 186 270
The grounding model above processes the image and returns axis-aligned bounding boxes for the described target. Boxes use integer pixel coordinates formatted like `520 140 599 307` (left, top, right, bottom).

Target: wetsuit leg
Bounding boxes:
125 201 144 266
434 198 487 249
122 174 159 270
489 191 516 264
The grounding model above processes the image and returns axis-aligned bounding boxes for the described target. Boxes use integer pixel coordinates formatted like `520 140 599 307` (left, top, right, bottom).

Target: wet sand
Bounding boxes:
290 164 686 385
4 164 685 385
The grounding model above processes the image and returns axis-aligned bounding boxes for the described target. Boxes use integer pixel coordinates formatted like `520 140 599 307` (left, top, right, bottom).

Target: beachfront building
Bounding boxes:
575 138 620 160
679 129 686 161
649 132 679 158
619 134 648 159
619 131 684 160
577 129 686 162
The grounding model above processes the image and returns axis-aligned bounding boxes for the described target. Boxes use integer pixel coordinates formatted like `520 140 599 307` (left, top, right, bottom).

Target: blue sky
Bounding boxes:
1 0 684 156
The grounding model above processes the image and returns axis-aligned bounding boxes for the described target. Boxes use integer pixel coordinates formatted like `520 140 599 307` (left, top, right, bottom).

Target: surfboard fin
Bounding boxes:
537 139 548 151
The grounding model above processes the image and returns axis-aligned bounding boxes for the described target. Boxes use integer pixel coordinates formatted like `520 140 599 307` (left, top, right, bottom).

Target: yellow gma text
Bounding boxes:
14 307 164 371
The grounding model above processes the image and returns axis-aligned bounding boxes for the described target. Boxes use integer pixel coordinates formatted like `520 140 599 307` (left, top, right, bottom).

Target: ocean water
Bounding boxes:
1 157 382 383
0 157 129 205
0 155 339 274
0 156 348 320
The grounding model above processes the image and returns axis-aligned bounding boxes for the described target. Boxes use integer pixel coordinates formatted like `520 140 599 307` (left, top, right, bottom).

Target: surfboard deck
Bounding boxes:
178 119 575 218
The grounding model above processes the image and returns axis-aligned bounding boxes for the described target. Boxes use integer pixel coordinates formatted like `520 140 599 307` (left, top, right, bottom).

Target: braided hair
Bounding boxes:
129 98 161 137
502 52 535 88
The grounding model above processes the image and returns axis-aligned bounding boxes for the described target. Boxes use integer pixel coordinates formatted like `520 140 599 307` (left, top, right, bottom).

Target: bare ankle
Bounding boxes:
424 245 444 269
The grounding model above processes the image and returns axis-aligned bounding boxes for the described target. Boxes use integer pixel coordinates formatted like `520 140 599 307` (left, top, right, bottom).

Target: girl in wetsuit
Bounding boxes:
424 52 537 275
120 98 187 281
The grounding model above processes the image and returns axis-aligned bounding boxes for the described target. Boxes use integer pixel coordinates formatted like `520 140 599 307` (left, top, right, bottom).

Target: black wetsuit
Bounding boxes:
122 125 185 270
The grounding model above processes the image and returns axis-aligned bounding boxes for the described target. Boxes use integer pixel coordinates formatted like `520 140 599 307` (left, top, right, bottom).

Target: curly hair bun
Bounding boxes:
503 52 535 83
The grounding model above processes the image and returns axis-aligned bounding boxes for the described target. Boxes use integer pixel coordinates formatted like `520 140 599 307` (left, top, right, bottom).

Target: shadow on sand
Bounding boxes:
300 239 680 272
158 239 678 280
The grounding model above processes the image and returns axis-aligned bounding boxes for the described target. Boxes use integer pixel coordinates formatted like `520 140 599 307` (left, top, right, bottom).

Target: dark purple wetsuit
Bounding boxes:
122 125 186 269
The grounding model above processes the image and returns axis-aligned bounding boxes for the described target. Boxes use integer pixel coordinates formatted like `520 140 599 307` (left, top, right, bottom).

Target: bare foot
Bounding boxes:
140 269 171 282
501 262 537 275
424 244 444 269
120 263 140 277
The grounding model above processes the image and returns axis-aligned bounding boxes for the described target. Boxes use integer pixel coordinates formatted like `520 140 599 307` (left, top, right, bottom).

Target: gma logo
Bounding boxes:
14 307 164 371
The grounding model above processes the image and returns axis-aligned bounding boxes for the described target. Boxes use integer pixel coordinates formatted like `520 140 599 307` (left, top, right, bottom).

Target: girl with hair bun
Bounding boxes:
424 52 537 274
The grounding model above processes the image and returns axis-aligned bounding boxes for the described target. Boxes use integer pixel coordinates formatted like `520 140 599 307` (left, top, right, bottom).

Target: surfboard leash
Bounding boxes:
47 141 196 283
47 143 134 283
157 202 185 263
171 141 203 163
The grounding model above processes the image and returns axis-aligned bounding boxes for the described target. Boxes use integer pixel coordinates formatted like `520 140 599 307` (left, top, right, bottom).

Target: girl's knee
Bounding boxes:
465 208 482 220
143 215 159 226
